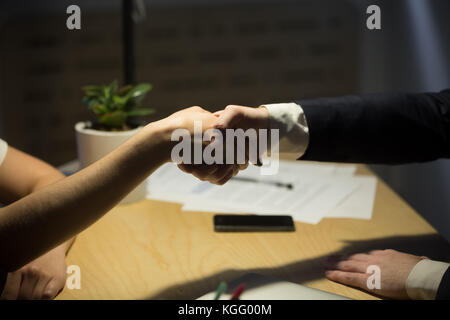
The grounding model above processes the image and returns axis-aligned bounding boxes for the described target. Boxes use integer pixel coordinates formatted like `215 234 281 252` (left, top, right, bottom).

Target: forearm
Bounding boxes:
30 171 65 193
0 121 170 271
29 166 75 255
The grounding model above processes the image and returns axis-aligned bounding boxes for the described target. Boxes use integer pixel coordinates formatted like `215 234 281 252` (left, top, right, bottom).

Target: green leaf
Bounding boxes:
92 104 108 115
82 85 103 99
124 83 152 110
116 85 133 96
98 95 108 106
127 83 152 99
103 86 110 100
82 97 102 110
99 111 128 128
89 100 100 108
103 84 116 110
82 96 91 105
109 80 118 94
82 85 102 93
113 95 130 110
81 81 153 125
126 108 155 117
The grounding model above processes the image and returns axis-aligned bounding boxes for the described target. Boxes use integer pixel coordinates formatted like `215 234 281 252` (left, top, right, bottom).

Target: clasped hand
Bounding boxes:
164 105 270 185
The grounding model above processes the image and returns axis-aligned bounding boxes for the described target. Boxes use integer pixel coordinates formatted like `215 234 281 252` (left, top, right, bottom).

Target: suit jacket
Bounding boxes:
296 89 450 164
296 89 450 299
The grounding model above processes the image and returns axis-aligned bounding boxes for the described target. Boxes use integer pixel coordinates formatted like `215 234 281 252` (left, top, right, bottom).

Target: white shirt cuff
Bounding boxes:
406 259 450 300
0 139 8 167
261 103 309 160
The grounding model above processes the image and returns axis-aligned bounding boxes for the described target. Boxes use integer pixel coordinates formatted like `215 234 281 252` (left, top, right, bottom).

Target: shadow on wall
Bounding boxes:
145 233 450 299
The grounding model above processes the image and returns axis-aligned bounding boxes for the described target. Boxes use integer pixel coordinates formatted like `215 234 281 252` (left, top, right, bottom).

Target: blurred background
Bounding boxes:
0 0 449 240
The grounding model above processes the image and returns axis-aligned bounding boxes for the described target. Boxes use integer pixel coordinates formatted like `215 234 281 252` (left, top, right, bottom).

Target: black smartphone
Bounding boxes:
213 214 295 232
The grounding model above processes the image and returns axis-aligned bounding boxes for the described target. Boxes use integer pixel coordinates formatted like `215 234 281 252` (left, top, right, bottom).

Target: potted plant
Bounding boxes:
75 80 154 204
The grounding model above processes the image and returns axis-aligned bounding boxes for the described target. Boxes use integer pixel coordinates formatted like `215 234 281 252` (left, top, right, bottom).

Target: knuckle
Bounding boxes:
178 164 192 173
193 106 205 112
43 286 59 300
342 273 354 282
45 283 62 296
45 283 55 293
212 172 223 180
337 261 351 269
225 105 240 114
220 172 233 182
42 291 54 300
194 170 208 179
187 106 200 112
329 270 341 279
25 266 41 277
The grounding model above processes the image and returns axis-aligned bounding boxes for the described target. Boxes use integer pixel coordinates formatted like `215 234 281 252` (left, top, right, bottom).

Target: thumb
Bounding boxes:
42 278 63 300
214 106 241 129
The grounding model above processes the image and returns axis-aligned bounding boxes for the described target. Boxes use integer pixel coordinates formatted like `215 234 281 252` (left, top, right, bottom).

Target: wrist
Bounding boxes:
257 106 270 130
138 119 177 163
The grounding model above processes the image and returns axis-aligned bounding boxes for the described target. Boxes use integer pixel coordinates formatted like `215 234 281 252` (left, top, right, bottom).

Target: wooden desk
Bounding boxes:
57 164 450 300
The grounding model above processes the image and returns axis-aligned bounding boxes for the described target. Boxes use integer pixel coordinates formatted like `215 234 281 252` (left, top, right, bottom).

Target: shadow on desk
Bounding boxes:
145 233 450 300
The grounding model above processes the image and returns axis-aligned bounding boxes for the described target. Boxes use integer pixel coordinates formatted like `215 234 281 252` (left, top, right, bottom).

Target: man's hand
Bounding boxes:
214 105 270 131
178 163 247 185
178 105 269 185
1 243 68 300
324 249 427 299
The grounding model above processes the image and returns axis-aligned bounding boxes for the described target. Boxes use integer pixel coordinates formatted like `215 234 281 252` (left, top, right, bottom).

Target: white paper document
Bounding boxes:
146 161 377 224
197 273 350 300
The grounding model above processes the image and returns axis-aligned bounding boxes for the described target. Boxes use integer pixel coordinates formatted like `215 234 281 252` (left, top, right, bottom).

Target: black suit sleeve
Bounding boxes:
296 89 450 164
436 266 450 300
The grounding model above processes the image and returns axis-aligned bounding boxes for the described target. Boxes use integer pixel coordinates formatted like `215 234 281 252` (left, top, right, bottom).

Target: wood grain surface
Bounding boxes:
57 164 450 300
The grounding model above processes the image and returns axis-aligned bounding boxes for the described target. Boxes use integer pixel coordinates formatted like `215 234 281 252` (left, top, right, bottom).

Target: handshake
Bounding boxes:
154 104 278 184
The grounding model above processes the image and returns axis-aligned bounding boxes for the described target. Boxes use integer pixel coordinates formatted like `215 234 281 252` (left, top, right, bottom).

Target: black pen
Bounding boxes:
231 176 293 190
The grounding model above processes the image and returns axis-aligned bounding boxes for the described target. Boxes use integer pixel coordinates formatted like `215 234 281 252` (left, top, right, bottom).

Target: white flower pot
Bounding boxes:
75 121 147 204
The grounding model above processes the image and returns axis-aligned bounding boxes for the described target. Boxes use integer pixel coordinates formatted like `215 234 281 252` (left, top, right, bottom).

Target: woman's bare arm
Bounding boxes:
0 107 217 271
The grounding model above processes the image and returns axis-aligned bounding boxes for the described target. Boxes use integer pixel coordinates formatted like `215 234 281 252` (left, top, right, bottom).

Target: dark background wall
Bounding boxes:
0 0 449 241
354 0 450 242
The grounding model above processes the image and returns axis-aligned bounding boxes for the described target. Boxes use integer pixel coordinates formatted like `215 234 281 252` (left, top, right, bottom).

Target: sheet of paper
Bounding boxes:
197 273 350 300
186 178 358 223
289 178 360 223
146 161 372 224
181 176 377 223
180 177 360 224
324 176 377 220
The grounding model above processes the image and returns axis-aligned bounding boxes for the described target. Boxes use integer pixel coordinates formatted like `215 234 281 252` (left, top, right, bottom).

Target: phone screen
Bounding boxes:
213 214 295 232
